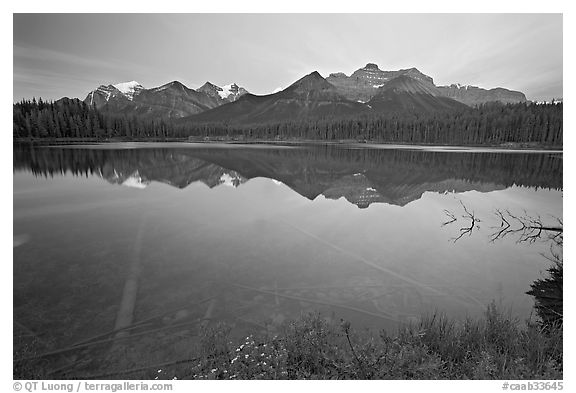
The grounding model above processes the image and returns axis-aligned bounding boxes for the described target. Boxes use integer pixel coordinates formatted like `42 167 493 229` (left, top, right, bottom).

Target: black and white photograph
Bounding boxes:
10 8 565 387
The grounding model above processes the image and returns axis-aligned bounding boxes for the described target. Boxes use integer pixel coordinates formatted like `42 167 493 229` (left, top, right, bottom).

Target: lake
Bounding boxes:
13 142 562 374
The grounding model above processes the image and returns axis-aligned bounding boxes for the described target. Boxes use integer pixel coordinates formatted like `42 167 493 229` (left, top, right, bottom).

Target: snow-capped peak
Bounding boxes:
217 83 239 100
454 83 471 90
197 81 247 101
113 81 144 100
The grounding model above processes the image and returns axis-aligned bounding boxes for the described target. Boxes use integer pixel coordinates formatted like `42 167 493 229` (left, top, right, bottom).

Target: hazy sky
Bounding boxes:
13 13 562 102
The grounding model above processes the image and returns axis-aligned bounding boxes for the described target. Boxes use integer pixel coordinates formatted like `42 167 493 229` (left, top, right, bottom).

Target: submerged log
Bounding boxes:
71 295 217 348
200 298 218 330
16 319 205 362
279 220 481 311
114 217 147 338
232 283 398 322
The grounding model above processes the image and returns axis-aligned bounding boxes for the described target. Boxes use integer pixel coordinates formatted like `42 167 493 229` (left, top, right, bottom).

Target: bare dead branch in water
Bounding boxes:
451 201 481 243
490 210 563 245
442 210 457 226
436 203 565 330
443 201 562 246
490 209 512 242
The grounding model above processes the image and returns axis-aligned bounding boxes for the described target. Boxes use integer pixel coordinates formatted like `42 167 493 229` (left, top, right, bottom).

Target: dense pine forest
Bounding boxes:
13 98 563 147
12 98 173 140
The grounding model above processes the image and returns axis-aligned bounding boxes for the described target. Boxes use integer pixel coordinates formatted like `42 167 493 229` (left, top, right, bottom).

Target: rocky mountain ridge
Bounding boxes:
188 71 371 124
197 82 248 103
437 83 527 106
84 80 248 119
327 63 526 105
82 63 527 121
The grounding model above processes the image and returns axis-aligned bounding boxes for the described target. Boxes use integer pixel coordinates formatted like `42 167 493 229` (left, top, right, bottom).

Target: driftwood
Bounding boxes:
42 296 219 377
491 209 563 245
15 319 79 376
15 319 207 362
232 283 398 322
70 296 217 348
279 219 478 309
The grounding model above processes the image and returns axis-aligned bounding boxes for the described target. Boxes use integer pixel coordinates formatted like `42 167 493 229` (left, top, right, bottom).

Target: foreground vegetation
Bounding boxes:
143 303 561 380
14 302 562 380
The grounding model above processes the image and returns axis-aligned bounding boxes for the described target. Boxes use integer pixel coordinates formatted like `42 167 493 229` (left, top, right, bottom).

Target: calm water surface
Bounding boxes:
13 143 562 372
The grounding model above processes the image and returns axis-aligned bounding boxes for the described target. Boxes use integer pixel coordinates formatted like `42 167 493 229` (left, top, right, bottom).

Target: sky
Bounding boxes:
13 13 563 102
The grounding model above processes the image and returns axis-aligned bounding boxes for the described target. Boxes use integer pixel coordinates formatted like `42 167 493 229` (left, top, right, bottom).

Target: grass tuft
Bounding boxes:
174 302 562 380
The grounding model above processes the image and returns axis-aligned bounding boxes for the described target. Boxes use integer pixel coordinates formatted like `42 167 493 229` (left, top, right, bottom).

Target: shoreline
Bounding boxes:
13 138 563 153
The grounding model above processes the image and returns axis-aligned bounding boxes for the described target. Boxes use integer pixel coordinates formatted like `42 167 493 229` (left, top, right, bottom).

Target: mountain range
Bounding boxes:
82 63 527 124
85 79 247 118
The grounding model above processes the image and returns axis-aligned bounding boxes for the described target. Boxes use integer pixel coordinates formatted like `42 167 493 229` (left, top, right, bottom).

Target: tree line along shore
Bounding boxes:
13 98 562 147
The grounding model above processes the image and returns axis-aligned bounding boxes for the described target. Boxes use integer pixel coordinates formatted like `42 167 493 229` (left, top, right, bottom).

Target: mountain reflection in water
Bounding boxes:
13 143 562 208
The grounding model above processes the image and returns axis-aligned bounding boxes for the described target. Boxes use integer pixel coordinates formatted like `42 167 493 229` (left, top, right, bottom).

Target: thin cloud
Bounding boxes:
14 45 120 70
